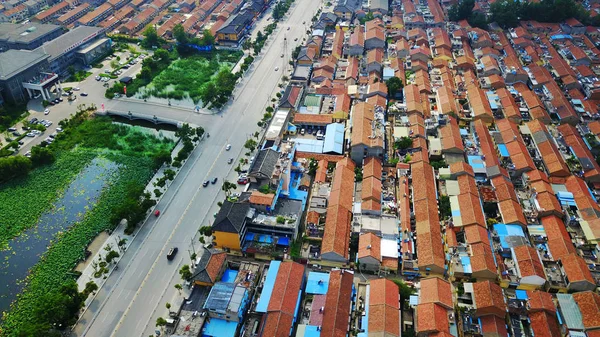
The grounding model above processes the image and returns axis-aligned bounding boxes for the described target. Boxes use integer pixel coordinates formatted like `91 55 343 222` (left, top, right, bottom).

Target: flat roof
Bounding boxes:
306 272 330 294
0 49 49 80
255 261 280 313
77 37 108 54
323 123 344 154
36 26 103 61
201 318 238 337
266 109 290 140
380 239 398 258
0 23 62 44
556 294 584 330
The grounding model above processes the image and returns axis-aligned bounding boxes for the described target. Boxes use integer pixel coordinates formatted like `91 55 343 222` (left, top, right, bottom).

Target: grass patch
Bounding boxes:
142 55 236 102
68 71 92 82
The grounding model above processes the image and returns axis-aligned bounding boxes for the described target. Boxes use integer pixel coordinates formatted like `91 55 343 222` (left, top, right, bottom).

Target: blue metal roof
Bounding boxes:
498 144 509 157
460 256 472 274
202 318 238 337
295 138 324 153
557 294 584 330
493 224 526 249
255 261 281 313
323 123 344 154
515 290 528 300
306 272 330 294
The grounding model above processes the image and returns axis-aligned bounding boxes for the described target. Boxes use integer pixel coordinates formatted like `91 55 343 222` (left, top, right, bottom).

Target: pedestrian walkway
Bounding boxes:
74 137 194 316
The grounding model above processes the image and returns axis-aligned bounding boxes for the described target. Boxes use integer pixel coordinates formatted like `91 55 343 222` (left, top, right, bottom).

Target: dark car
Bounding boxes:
81 92 88 96
58 97 63 102
12 131 21 137
29 118 38 124
167 247 178 260
203 180 209 187
211 177 218 184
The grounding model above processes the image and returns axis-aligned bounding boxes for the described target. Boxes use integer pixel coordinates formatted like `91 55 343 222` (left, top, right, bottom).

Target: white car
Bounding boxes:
44 108 50 115
226 144 232 151
274 67 279 71
73 87 80 91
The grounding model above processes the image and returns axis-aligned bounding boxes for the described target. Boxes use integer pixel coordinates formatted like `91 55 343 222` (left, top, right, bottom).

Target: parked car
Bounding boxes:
44 108 50 115
167 247 178 260
95 76 101 81
81 92 88 96
7 127 16 132
56 127 63 133
73 87 80 91
12 131 20 137
24 151 31 157
26 132 35 137
300 128 305 135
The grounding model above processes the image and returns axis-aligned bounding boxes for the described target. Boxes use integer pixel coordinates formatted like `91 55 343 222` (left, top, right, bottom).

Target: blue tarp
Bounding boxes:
277 237 290 246
306 272 330 294
255 261 281 312
245 233 255 241
467 155 486 170
302 326 321 337
515 290 528 300
460 256 472 273
202 318 237 337
460 128 469 136
258 235 273 243
494 223 526 249
222 269 238 283
323 123 344 154
557 191 576 206
498 144 509 157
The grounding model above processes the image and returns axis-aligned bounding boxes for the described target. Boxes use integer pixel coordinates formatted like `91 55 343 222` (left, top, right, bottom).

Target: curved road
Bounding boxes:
73 0 321 336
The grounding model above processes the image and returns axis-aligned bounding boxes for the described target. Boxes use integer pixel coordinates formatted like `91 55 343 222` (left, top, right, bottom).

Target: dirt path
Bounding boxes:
75 231 109 272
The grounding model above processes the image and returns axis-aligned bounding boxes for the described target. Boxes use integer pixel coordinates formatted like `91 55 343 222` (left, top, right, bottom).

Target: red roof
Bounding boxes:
573 291 600 329
529 311 561 337
479 315 509 337
417 303 449 333
419 277 453 309
369 279 401 337
262 262 305 336
320 270 354 337
527 290 556 312
473 281 506 317
561 253 595 285
513 245 545 279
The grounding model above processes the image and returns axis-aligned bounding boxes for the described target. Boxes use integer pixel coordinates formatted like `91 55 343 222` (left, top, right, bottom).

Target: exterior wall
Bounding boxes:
213 231 241 250
76 38 111 65
0 59 50 104
365 38 384 50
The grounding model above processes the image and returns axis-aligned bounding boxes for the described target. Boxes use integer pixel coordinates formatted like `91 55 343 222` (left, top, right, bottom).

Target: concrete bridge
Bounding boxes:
96 109 187 128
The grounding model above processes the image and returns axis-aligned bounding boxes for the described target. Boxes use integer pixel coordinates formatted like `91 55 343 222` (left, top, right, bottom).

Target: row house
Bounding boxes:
56 4 90 26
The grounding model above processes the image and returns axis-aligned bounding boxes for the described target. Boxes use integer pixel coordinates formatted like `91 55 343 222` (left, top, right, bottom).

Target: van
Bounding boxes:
167 247 178 260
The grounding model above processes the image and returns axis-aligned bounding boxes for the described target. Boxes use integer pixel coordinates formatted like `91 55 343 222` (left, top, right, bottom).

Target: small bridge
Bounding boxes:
96 109 184 128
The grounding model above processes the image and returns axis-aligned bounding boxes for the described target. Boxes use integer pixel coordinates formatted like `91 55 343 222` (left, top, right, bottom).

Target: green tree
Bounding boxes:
0 155 32 183
142 26 160 48
386 76 403 99
166 302 171 310
174 283 183 294
489 0 521 28
179 264 193 281
34 281 86 330
308 158 318 177
30 146 55 167
448 0 475 21
83 281 98 297
156 317 168 330
394 136 413 150
244 139 258 152
439 195 451 219
105 250 120 263
221 180 236 197
391 279 416 309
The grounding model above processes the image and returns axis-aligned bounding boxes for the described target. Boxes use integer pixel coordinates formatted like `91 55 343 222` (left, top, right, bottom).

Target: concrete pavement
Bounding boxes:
73 1 321 336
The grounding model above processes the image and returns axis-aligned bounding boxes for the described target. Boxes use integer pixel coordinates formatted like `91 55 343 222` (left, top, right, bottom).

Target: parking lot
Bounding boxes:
0 46 146 154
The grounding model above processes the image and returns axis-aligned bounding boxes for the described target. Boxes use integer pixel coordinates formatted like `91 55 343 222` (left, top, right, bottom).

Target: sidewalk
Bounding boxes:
74 135 197 315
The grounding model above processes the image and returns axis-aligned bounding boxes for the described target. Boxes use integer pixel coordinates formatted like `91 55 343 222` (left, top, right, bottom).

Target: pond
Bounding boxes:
0 157 118 315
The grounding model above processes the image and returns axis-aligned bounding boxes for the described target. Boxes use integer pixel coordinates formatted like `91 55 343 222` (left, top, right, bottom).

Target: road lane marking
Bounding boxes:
109 144 227 337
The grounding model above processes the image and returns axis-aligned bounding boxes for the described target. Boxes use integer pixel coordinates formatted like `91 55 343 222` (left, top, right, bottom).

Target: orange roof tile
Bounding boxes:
470 242 497 277
498 199 527 226
561 253 595 285
573 291 600 329
479 315 509 337
529 311 561 337
464 225 490 245
416 303 449 333
473 281 507 317
321 270 354 337
513 245 545 279
249 191 275 206
369 279 401 336
419 277 453 309
527 290 556 313
358 232 381 261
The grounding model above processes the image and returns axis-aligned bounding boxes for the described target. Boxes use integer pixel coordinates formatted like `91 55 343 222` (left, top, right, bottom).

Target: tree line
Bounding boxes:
449 0 600 29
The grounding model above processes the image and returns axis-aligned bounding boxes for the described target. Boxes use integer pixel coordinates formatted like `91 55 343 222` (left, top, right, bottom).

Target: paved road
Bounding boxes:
73 1 321 336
